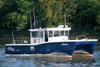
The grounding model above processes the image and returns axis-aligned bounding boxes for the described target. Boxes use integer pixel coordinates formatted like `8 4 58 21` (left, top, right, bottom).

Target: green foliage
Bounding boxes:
91 0 100 32
36 0 77 27
72 0 99 34
0 0 33 30
7 12 28 30
0 0 99 34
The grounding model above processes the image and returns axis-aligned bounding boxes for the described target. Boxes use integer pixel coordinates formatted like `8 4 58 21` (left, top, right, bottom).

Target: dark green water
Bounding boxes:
0 48 100 67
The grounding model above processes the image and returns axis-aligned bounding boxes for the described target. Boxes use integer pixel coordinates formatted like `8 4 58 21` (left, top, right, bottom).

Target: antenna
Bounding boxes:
30 11 33 29
33 8 36 28
64 14 66 27
12 32 15 44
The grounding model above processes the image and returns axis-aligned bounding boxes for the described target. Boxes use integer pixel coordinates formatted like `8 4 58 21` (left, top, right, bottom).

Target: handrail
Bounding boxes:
76 35 88 40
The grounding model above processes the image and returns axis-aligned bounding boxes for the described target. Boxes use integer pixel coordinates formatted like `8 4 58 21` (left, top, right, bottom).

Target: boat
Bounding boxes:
5 25 97 56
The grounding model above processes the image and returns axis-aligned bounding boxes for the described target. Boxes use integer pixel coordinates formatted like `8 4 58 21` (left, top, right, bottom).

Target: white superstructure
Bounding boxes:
29 25 71 44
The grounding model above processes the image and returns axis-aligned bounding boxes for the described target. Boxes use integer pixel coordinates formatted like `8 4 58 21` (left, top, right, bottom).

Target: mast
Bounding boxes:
30 8 36 29
30 11 33 29
12 32 15 44
29 10 33 44
64 14 66 27
33 8 36 28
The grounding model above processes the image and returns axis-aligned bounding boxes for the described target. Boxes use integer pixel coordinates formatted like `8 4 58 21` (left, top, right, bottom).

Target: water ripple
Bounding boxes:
0 48 100 67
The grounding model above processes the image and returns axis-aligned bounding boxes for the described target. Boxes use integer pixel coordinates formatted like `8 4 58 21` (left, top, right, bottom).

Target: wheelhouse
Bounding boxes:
29 26 71 44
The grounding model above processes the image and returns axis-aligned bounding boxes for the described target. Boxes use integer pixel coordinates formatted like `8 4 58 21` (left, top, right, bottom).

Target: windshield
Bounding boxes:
32 31 43 38
32 31 38 38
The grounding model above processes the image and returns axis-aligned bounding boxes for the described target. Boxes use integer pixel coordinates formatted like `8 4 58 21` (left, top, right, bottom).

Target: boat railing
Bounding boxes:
76 35 88 40
11 40 29 44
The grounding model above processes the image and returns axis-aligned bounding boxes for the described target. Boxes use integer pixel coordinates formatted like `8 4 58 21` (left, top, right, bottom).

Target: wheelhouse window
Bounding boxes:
53 30 68 36
61 31 64 36
49 31 53 37
54 31 60 36
38 31 43 38
32 31 38 38
32 31 44 38
61 31 68 36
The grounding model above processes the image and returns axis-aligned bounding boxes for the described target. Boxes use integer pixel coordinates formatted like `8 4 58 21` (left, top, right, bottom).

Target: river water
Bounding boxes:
0 48 100 67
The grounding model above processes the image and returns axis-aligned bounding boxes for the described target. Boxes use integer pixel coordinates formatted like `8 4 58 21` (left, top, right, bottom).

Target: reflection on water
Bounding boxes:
0 48 100 67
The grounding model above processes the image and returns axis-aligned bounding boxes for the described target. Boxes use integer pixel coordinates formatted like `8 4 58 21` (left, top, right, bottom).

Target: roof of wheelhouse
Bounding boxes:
29 25 71 31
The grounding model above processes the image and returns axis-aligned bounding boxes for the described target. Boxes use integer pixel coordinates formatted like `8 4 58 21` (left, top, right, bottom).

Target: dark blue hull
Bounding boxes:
5 41 96 55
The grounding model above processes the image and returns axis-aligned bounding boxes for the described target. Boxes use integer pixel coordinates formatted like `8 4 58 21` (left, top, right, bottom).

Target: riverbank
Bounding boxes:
0 30 29 45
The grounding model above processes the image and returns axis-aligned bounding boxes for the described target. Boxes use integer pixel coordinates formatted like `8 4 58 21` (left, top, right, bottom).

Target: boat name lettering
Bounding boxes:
61 43 68 46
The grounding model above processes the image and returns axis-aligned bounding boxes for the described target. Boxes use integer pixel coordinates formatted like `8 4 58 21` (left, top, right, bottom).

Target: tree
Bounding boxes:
0 0 33 30
73 0 97 34
91 0 100 32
